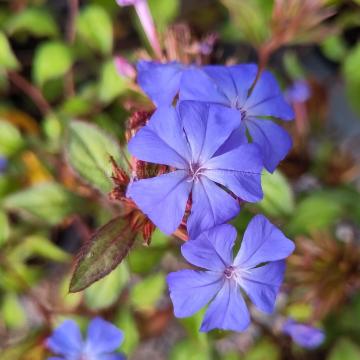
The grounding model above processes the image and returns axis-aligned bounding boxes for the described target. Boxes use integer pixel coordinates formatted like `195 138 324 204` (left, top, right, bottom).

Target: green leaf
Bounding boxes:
98 60 128 104
3 182 83 225
244 339 280 360
24 235 70 262
33 41 72 86
343 43 360 116
2 292 27 329
0 119 24 156
170 340 210 360
5 8 58 38
328 338 360 360
116 309 140 355
287 192 343 235
0 31 19 70
77 5 113 55
148 0 179 33
321 35 347 62
84 263 129 309
70 217 137 292
220 0 272 45
258 170 295 217
0 210 9 246
130 273 166 311
66 120 122 193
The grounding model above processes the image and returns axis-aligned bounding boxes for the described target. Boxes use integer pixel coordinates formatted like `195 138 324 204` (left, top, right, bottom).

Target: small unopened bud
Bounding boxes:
114 56 136 79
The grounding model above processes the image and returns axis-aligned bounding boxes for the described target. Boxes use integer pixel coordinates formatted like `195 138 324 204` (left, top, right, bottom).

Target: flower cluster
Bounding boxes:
115 0 296 331
124 59 296 331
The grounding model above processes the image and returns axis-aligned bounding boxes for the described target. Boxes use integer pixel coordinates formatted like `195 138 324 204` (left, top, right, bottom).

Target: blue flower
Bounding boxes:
0 157 7 173
283 318 325 349
166 215 295 332
127 101 263 238
179 64 294 172
285 80 311 104
137 60 185 106
46 317 125 360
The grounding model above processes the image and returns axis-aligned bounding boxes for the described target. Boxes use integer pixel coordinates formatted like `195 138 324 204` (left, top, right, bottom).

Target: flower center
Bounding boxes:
188 162 204 182
230 97 247 120
224 265 236 279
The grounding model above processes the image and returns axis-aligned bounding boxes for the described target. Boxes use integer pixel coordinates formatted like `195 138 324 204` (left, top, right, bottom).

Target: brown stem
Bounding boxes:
8 71 52 116
65 0 79 97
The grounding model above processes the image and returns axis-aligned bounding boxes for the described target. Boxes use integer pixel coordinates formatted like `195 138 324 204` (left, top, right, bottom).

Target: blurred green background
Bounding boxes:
0 0 360 359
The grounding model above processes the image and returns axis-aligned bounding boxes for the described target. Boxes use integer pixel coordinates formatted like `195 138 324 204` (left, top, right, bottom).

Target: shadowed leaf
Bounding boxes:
70 216 137 292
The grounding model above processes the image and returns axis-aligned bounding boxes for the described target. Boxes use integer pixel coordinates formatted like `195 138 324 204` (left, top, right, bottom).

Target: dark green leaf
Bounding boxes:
70 216 137 292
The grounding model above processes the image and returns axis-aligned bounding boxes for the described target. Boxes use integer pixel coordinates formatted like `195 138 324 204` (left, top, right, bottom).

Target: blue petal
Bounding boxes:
245 70 294 120
233 214 295 268
182 224 237 271
179 67 230 106
200 281 250 332
128 107 190 168
85 317 124 355
204 143 263 202
46 320 83 357
228 64 258 106
167 270 223 318
283 319 325 349
187 176 240 239
137 61 184 106
101 354 126 360
47 358 64 360
127 170 192 235
239 261 285 314
246 118 292 173
179 102 239 163
214 124 248 156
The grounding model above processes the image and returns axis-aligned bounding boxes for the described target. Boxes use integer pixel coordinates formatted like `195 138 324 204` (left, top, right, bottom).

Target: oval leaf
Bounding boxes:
3 182 84 225
66 120 122 193
70 216 137 292
77 4 113 55
33 41 72 86
0 31 19 70
5 8 58 38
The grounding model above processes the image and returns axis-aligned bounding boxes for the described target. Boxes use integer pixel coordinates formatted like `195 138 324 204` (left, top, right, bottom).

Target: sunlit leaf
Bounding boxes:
130 273 166 311
5 8 58 38
0 120 24 156
3 182 84 225
70 217 137 292
287 192 343 235
98 60 128 104
258 170 295 217
170 340 210 360
33 41 72 86
0 210 9 246
0 31 19 70
84 263 129 309
77 4 113 55
116 308 140 355
2 292 27 329
66 120 122 193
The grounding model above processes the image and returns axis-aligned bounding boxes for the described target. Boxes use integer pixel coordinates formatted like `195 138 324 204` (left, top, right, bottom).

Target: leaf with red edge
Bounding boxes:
69 216 137 292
